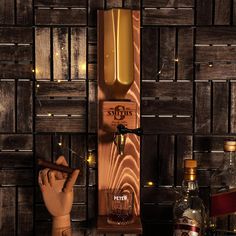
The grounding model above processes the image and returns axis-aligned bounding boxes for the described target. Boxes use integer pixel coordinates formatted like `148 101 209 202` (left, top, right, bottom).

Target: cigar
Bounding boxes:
37 159 76 174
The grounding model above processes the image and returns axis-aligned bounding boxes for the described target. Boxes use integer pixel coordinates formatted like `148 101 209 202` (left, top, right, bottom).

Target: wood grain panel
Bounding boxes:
53 28 69 81
36 81 86 97
106 0 122 8
35 222 51 236
196 0 213 25
0 27 32 43
52 134 69 162
88 63 96 80
142 28 158 81
0 187 16 235
194 152 224 169
35 116 86 132
0 45 32 61
124 0 140 8
35 27 51 80
143 0 194 7
88 186 96 219
89 168 96 186
230 82 236 132
212 82 228 133
0 0 14 24
0 81 15 133
196 27 236 44
71 204 87 221
214 0 231 25
74 186 86 203
88 44 97 63
142 117 192 134
197 170 210 187
89 81 97 133
141 135 158 185
195 82 211 133
234 0 236 25
35 135 52 161
0 64 33 79
88 0 104 26
17 81 33 132
35 9 87 25
0 134 32 150
71 28 86 80
17 0 33 25
34 0 86 7
143 8 194 26
18 187 33 235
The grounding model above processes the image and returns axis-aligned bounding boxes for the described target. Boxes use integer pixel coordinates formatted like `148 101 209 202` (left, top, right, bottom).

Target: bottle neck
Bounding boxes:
224 151 236 168
183 167 199 195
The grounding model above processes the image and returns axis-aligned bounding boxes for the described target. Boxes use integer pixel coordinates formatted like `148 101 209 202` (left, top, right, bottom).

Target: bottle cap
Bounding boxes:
184 159 197 168
224 140 236 152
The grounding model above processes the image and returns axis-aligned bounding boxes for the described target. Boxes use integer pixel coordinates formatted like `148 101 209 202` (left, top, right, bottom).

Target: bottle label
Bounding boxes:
211 189 236 217
174 217 200 236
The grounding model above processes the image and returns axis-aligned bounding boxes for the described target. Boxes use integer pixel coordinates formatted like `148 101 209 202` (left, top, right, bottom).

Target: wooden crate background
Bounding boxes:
0 0 235 235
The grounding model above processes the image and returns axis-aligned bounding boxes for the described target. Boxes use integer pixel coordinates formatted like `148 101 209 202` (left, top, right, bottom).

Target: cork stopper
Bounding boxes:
184 159 197 168
224 140 236 152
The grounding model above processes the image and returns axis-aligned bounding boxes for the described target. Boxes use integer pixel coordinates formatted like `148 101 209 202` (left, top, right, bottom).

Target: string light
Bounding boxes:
36 84 40 88
146 181 154 187
208 62 213 67
57 79 61 83
174 58 179 62
87 150 96 167
48 113 52 116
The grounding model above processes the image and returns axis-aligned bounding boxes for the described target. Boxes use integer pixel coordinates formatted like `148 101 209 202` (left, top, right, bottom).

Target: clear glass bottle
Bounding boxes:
210 140 236 235
173 159 206 236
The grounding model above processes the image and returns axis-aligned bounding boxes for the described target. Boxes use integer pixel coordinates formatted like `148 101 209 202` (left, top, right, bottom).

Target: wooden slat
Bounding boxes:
71 27 86 80
36 81 86 97
88 63 96 80
35 9 87 25
124 0 140 8
197 170 210 187
71 135 87 185
178 28 193 80
88 186 96 219
88 28 97 44
71 204 87 221
196 27 236 44
142 28 158 81
88 44 97 63
35 222 51 236
35 135 52 161
0 27 32 43
0 187 16 235
52 134 69 162
88 0 104 26
212 82 228 133
142 82 192 99
142 9 194 26
35 27 51 80
141 135 158 185
142 117 192 134
106 0 123 8
196 46 236 62
196 0 213 25
214 0 231 25
88 81 97 133
35 116 86 132
18 187 33 235
34 0 86 7
35 204 51 220
195 82 211 133
74 186 86 203
0 152 33 168
230 82 236 132
0 45 32 61
89 168 96 186
194 152 224 169
0 169 33 185
36 99 86 115
0 134 33 150
196 63 236 80
17 81 33 132
234 0 236 25
0 0 14 24
53 28 69 81
142 99 192 115
17 0 33 25
0 81 15 132
143 0 194 7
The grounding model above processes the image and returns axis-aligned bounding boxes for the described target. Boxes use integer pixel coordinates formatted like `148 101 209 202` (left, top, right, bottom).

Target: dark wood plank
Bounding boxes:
230 82 236 132
0 27 32 43
196 63 236 80
142 28 158 81
35 222 51 236
35 9 87 25
234 0 236 25
53 28 69 81
52 134 69 163
36 81 86 97
88 81 97 133
0 187 16 235
0 152 33 167
194 152 224 169
178 28 193 80
35 27 51 80
74 186 86 203
0 45 32 61
17 81 33 132
158 135 174 186
88 27 97 44
0 0 14 24
71 204 87 221
142 82 192 99
17 0 33 25
0 169 33 185
0 134 32 150
88 63 96 80
88 186 96 219
36 99 86 115
88 0 104 26
89 168 96 186
106 0 122 8
71 135 87 185
18 187 33 236
195 82 211 133
124 0 140 8
88 44 97 63
0 81 15 133
71 27 86 80
143 9 194 26
141 135 158 185
35 135 52 162
35 116 86 132
35 204 51 220
34 0 86 7
142 117 192 134
197 170 210 187
142 99 192 115
196 0 213 25
176 135 193 185
196 27 236 44
214 0 231 25
143 0 194 7
212 82 228 133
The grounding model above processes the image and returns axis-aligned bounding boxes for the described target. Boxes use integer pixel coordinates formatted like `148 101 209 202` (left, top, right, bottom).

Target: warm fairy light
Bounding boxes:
81 63 86 72
174 58 179 62
36 84 40 88
48 113 52 116
32 69 35 73
87 151 96 167
58 142 62 146
56 52 59 56
208 62 213 67
147 181 154 186
58 79 61 83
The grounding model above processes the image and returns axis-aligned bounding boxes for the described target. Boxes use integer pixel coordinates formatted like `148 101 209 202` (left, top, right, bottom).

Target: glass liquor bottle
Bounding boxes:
210 140 236 235
173 159 206 236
